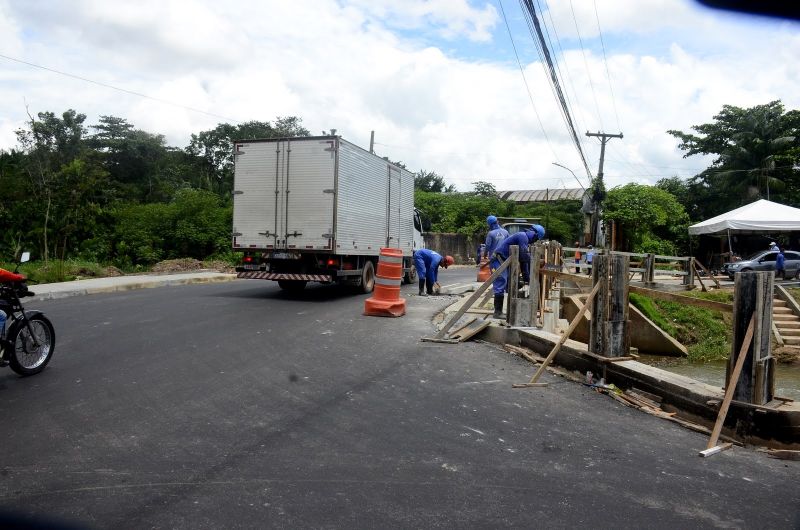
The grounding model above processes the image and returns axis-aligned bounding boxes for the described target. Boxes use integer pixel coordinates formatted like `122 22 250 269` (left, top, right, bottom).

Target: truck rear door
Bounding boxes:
233 139 335 251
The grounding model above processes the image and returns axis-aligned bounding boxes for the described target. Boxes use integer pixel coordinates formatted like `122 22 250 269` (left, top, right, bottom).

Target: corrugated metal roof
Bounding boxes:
499 188 585 202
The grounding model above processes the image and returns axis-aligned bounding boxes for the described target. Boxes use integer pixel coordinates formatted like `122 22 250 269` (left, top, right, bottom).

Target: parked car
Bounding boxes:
722 250 800 279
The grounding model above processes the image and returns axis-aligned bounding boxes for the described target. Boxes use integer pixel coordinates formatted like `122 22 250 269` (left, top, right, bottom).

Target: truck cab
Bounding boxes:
496 217 542 236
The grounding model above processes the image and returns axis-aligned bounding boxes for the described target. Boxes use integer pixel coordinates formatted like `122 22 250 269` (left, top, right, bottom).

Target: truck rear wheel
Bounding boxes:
278 280 307 291
359 261 375 294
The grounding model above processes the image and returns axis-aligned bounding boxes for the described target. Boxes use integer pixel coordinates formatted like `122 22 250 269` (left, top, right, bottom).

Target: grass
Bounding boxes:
630 289 734 362
0 259 109 284
1 255 239 284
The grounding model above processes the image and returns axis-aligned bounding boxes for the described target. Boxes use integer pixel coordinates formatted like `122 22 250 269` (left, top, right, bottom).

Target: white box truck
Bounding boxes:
232 135 425 292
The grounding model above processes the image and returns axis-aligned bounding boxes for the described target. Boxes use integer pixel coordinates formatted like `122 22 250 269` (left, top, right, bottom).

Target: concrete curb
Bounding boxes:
29 273 238 301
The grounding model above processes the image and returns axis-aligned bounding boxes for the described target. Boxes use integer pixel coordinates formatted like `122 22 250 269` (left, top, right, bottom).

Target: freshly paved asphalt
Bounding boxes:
0 270 797 529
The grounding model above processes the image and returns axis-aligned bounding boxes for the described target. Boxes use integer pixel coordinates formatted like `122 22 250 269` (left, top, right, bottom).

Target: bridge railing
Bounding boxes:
562 247 694 286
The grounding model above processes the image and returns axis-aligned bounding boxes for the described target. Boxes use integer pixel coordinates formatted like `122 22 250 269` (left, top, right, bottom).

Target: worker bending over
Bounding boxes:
490 225 545 318
413 249 454 296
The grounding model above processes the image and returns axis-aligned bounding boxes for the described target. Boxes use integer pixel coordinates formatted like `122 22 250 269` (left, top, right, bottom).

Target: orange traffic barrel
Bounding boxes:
477 257 491 282
364 248 406 317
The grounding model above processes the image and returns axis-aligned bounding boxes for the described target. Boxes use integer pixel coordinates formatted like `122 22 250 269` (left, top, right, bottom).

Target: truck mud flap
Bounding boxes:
237 272 333 282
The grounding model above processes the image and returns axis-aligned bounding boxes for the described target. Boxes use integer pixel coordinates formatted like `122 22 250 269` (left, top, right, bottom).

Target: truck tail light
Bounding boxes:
327 259 336 266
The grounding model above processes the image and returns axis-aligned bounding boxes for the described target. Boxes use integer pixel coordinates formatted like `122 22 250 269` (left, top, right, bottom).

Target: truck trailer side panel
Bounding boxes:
335 139 414 256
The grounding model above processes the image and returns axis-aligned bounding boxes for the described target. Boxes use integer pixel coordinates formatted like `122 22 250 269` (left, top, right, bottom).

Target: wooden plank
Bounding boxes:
519 280 603 386
699 443 733 458
694 259 721 289
447 317 477 338
431 256 511 340
448 319 491 342
541 269 593 286
503 344 546 363
508 246 519 325
583 351 636 363
628 285 734 313
512 383 549 388
693 262 708 292
705 315 755 450
766 449 800 461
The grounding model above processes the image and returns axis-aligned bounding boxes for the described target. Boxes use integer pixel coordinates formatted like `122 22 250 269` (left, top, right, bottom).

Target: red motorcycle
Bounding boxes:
0 252 56 376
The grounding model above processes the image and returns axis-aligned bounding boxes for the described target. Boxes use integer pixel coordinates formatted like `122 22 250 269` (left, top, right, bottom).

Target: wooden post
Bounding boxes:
684 257 696 287
508 245 519 325
530 244 543 327
729 271 774 405
606 254 630 357
643 253 655 284
589 253 609 355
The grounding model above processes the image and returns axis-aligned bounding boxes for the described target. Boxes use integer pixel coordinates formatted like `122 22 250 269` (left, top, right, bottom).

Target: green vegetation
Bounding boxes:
1 100 797 292
630 290 734 362
603 184 690 255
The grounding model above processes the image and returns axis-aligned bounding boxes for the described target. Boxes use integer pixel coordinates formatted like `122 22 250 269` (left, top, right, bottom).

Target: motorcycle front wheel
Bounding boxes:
7 314 56 376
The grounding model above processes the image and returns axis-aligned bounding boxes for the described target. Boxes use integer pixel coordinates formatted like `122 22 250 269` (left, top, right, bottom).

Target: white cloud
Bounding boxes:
0 0 798 194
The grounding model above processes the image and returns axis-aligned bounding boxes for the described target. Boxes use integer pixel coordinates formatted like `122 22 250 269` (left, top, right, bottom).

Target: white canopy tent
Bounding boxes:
688 199 800 256
689 199 800 235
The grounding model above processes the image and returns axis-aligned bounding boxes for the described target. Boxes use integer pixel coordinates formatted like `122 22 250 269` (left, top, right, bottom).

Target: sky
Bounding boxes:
1 0 799 192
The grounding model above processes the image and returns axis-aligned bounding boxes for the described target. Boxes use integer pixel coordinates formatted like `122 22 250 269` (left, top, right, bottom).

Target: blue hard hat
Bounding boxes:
487 215 497 226
533 224 545 239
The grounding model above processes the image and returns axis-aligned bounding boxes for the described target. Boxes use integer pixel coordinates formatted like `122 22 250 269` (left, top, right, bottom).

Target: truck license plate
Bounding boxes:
242 264 260 270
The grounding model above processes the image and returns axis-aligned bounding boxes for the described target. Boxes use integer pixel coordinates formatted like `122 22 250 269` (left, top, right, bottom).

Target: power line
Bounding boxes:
497 0 558 160
569 0 604 131
0 53 242 123
518 0 593 178
593 0 621 131
538 0 594 164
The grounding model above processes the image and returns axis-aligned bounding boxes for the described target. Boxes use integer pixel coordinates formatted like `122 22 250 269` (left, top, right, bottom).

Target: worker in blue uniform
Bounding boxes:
483 215 509 260
490 228 542 318
414 248 454 296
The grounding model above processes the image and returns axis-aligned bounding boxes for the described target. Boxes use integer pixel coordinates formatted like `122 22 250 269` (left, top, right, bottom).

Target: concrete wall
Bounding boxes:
424 233 482 264
562 294 688 356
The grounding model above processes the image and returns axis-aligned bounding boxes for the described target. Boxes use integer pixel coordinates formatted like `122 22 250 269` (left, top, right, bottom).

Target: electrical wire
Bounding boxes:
518 0 593 179
569 0 604 131
538 0 594 164
497 0 559 161
0 53 242 123
593 0 621 131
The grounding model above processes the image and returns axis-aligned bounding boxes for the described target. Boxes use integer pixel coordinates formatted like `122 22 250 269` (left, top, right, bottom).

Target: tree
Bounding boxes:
15 109 91 261
603 184 690 254
414 170 455 192
186 117 310 197
472 181 497 197
668 101 800 217
90 116 174 202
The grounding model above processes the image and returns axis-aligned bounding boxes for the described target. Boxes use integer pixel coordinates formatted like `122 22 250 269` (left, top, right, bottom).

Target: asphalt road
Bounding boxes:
0 270 797 529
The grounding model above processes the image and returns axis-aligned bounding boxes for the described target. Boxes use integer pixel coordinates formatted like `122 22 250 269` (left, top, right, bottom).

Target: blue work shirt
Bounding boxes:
485 223 509 258
413 248 443 282
494 231 532 263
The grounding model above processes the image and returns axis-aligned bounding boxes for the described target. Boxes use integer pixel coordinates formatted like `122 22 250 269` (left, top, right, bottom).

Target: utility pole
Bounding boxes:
586 131 623 247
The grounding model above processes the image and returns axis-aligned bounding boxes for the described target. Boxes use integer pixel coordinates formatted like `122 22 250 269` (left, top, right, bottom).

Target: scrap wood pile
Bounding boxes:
502 343 741 446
